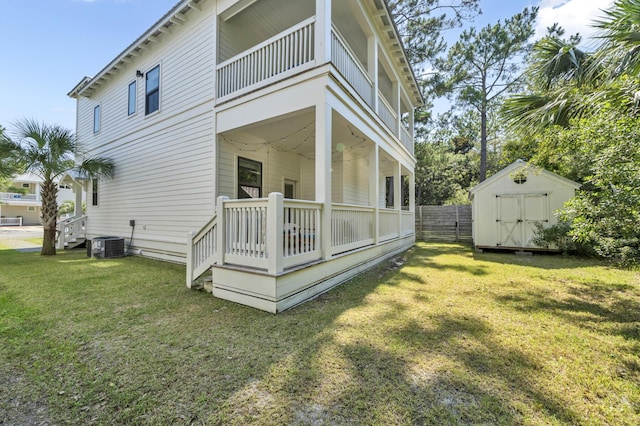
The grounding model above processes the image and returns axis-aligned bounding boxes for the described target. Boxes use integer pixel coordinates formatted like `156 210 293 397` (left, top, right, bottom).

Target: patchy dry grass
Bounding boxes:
0 242 638 424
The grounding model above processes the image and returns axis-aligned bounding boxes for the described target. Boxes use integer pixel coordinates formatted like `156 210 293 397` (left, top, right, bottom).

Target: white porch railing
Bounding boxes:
378 92 398 134
223 198 269 270
331 203 374 254
186 213 217 288
216 17 316 98
185 193 413 287
401 211 415 235
0 217 23 226
56 215 86 249
0 192 38 202
331 26 374 107
283 200 322 268
379 208 399 241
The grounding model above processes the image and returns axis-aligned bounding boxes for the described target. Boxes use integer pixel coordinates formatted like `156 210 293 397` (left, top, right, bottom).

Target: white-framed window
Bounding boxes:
237 157 262 199
93 105 101 133
128 81 137 116
92 179 99 206
145 65 160 115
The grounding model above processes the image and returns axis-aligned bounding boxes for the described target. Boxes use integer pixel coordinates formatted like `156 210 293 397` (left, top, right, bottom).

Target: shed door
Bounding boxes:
522 194 548 247
497 195 521 247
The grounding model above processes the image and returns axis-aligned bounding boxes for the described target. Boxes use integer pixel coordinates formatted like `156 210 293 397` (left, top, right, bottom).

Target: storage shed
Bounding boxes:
469 160 581 251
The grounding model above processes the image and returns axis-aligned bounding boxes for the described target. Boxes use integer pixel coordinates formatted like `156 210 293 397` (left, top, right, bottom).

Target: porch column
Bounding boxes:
394 161 401 236
315 0 332 64
74 182 83 218
316 102 332 260
394 81 401 136
267 192 284 275
215 196 228 267
369 144 379 244
368 37 378 112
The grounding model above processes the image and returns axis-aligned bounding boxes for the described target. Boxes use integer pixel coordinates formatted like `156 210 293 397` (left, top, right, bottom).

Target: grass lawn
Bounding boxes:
1 242 639 425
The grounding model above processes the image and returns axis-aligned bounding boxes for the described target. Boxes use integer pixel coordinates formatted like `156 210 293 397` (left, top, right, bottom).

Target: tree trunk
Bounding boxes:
479 99 488 182
40 179 58 256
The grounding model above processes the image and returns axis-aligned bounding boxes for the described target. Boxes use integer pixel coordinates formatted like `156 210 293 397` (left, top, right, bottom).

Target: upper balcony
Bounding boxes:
0 192 40 204
216 0 420 155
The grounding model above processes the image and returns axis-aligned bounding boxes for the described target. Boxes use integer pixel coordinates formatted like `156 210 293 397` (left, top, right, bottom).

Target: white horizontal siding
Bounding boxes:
343 151 368 205
218 139 302 199
77 2 215 150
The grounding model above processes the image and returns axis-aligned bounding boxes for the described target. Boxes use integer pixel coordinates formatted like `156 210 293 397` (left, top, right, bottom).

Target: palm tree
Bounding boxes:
594 0 640 77
502 35 599 131
504 0 640 133
1 119 114 255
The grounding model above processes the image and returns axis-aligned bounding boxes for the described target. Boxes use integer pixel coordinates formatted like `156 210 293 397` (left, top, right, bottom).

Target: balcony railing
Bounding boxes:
215 18 414 155
1 192 38 202
401 126 413 154
378 92 397 135
331 26 374 107
217 17 316 98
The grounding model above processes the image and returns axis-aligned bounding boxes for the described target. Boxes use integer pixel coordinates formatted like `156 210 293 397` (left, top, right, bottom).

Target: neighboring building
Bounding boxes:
469 160 581 251
0 173 77 226
66 0 422 312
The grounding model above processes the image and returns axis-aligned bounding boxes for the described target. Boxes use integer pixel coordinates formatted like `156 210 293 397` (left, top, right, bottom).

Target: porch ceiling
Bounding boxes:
220 110 372 159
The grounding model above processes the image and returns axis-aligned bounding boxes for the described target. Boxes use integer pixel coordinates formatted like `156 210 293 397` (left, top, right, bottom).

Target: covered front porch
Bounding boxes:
187 100 415 312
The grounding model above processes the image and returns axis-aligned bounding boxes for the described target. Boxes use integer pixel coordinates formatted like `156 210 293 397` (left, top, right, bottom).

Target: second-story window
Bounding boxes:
93 105 101 133
145 65 160 115
128 81 137 115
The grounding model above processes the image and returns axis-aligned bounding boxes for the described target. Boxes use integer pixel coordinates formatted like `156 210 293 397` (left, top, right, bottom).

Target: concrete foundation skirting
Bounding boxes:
212 236 414 313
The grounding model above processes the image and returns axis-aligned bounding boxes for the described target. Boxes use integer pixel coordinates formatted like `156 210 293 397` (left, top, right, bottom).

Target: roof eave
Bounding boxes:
70 0 203 98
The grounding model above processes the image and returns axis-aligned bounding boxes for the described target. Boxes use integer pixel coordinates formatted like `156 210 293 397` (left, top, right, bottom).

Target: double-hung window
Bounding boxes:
145 65 160 115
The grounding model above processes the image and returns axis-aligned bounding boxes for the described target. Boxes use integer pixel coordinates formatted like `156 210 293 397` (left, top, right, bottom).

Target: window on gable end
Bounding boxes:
128 81 137 115
93 105 101 133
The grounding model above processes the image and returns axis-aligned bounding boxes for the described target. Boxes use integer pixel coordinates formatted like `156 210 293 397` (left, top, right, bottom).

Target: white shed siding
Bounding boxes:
77 2 217 262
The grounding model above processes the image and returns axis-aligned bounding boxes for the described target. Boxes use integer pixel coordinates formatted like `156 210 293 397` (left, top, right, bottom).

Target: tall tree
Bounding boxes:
1 119 115 255
436 7 538 181
389 0 481 126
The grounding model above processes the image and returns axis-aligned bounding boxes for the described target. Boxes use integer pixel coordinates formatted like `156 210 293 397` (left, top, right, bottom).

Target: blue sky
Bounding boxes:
0 0 611 133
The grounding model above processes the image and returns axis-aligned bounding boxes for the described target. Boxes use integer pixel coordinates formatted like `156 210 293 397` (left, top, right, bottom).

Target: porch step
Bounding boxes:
191 273 214 293
65 238 86 250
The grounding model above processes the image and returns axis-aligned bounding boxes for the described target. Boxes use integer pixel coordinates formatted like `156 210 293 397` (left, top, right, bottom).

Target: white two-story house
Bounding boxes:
1 173 77 226
66 0 422 312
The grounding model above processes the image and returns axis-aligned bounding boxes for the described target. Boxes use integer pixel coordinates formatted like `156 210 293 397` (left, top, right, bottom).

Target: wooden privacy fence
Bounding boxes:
415 205 472 242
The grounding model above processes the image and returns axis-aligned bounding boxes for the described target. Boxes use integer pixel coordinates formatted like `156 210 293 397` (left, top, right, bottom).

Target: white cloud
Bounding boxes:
534 0 613 48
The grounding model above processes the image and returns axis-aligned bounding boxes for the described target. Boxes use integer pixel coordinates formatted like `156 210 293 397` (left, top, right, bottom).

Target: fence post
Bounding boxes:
455 205 460 242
